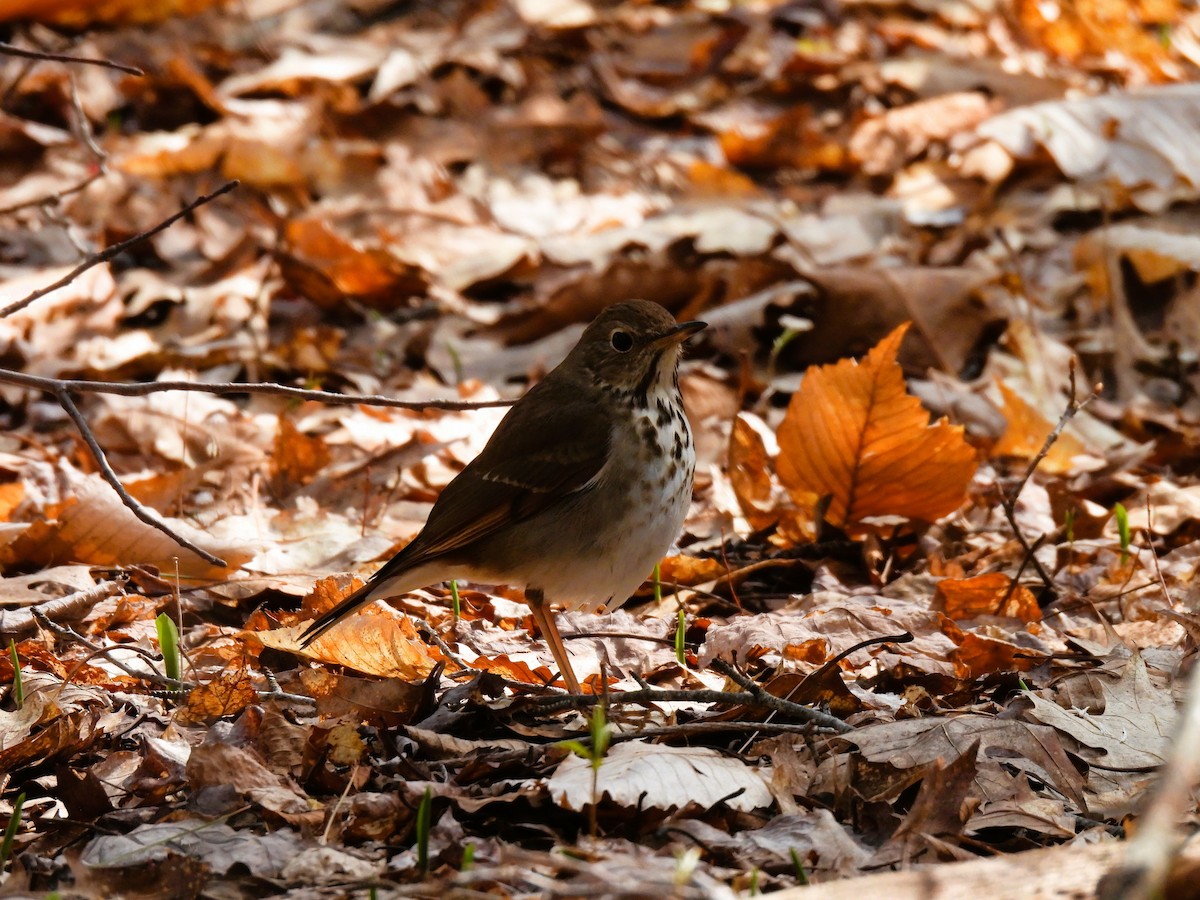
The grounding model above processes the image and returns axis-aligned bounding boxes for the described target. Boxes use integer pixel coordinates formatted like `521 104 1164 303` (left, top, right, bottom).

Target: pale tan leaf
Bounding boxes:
548 741 772 812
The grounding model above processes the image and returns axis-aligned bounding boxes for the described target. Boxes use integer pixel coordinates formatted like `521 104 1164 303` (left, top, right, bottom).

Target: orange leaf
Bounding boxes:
179 670 256 724
991 381 1086 474
935 572 1041 624
777 323 977 527
272 414 331 488
727 414 779 531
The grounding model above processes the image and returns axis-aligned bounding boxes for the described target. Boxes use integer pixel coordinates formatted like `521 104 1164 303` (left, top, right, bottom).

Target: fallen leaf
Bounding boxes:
548 741 772 812
935 572 1041 623
777 323 978 527
991 381 1086 473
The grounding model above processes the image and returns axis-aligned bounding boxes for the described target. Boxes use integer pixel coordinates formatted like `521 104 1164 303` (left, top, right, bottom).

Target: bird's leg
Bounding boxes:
526 588 582 693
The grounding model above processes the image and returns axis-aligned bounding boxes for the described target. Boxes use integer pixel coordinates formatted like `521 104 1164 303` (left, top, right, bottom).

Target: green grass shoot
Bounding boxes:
653 562 662 604
450 580 461 621
561 704 613 837
1114 502 1130 565
1 791 25 870
8 640 22 709
461 842 475 871
675 609 686 667
789 848 809 885
416 785 432 874
155 612 181 684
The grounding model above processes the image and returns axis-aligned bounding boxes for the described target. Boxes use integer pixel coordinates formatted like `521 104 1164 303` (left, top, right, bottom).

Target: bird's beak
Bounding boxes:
649 319 707 349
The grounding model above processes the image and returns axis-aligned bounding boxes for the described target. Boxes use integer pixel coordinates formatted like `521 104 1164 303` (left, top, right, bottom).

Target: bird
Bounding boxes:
299 300 706 692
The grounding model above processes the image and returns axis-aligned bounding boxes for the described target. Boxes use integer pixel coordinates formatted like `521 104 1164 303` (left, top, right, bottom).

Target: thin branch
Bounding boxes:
0 369 513 411
1000 362 1100 599
0 180 238 319
0 42 144 76
32 607 182 688
709 658 852 732
0 167 104 217
0 578 125 638
56 387 227 567
524 660 853 734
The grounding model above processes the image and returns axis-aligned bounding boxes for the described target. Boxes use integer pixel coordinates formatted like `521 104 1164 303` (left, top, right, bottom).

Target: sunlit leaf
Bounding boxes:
777 323 978 527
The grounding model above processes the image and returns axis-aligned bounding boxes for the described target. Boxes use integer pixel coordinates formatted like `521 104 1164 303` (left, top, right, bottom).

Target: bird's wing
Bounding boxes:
394 389 610 564
298 384 609 648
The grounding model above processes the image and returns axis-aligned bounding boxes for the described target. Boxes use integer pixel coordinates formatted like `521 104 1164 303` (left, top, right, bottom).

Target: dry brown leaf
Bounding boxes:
777 323 978 527
548 741 772 812
277 217 428 310
260 582 442 680
727 413 779 531
467 654 541 683
179 669 256 724
0 0 223 26
1012 0 1180 80
271 415 331 490
1 465 249 578
656 554 726 587
934 572 1041 624
949 632 1041 680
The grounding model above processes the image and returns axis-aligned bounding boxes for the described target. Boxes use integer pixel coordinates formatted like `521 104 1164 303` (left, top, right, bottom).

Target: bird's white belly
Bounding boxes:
523 406 695 611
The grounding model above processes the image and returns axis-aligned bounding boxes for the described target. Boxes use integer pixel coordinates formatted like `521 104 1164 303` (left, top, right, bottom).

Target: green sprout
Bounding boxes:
790 848 809 884
1114 502 1130 565
562 704 613 837
8 640 22 709
450 580 461 621
155 612 181 685
1 792 25 870
416 786 433 875
675 609 687 668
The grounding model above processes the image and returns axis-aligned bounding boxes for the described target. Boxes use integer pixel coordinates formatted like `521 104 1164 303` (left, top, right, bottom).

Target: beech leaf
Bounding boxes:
776 323 977 527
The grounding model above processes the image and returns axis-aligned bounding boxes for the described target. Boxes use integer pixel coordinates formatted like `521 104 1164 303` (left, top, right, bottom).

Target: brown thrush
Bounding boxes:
299 300 706 692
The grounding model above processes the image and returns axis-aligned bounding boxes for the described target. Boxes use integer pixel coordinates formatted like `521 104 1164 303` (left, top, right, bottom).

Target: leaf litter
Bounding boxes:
2 1 1200 898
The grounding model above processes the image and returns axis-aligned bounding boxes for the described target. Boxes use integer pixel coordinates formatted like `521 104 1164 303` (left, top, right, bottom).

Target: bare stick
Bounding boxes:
0 578 125 638
32 607 183 688
1001 362 1099 597
0 41 143 76
56 388 227 567
0 180 238 319
0 168 104 217
0 369 513 412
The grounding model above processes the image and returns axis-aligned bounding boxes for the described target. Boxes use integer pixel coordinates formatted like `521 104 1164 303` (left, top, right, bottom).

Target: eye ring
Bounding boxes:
610 330 634 353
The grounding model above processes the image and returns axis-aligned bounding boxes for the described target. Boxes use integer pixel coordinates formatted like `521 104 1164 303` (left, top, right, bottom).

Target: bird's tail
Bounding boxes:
297 578 381 647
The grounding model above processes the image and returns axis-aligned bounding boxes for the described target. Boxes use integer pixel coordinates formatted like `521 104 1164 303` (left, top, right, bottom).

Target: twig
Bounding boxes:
525 670 852 734
409 614 470 671
0 42 144 76
0 578 125 638
68 70 105 160
709 658 851 732
0 369 513 412
1000 362 1099 599
0 167 104 217
31 607 183 688
259 670 315 706
0 180 238 319
56 387 227 567
431 721 829 770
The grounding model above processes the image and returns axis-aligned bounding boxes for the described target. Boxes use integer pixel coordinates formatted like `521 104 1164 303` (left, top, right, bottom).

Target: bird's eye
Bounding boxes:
610 330 633 352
